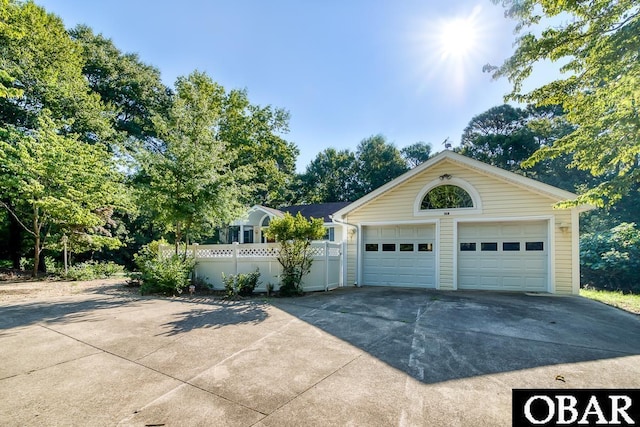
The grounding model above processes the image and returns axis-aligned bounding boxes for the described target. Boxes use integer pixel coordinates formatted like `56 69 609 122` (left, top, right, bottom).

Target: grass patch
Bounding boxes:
580 288 640 315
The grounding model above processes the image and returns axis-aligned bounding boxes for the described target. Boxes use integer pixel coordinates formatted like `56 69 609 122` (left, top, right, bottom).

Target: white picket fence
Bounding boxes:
162 242 344 292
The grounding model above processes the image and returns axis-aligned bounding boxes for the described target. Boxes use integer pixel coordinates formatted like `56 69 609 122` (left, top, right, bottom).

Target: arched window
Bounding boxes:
421 185 474 210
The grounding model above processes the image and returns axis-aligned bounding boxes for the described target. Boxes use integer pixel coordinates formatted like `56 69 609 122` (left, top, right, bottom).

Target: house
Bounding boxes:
218 201 350 244
208 150 589 295
332 150 591 295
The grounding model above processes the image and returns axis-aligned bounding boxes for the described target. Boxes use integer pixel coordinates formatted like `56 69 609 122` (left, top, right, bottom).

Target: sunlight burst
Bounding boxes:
408 4 495 98
437 17 480 60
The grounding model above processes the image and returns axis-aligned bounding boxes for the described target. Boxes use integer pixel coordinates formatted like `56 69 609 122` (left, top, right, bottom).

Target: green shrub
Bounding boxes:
134 241 195 295
581 222 640 293
66 262 96 281
92 261 124 278
278 269 303 297
19 256 59 274
19 257 33 272
223 269 261 298
64 260 124 281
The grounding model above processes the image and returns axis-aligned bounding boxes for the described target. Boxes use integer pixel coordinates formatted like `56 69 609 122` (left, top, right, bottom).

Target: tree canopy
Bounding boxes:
295 148 358 203
0 115 125 275
487 0 640 207
401 142 432 168
458 104 538 172
294 135 411 204
0 0 299 272
137 71 247 252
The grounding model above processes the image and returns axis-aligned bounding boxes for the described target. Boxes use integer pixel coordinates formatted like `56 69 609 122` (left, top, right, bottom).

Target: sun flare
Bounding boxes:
437 17 479 60
408 4 493 96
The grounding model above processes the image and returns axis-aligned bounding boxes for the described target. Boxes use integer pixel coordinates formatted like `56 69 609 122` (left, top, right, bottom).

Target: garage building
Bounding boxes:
333 150 591 295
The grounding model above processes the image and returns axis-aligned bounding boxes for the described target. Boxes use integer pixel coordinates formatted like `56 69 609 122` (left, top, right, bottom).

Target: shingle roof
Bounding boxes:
279 202 351 222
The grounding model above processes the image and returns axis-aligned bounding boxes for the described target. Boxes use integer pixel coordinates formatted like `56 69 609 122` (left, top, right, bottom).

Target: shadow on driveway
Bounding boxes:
157 298 270 336
269 286 640 384
0 287 269 338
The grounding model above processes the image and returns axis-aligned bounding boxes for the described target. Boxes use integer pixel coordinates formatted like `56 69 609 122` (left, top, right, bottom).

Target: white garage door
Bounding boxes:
458 221 548 292
362 225 436 288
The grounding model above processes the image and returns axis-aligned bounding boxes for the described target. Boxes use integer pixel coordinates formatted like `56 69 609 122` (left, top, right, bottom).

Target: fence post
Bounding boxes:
233 241 239 275
324 241 329 291
193 243 198 282
341 241 346 288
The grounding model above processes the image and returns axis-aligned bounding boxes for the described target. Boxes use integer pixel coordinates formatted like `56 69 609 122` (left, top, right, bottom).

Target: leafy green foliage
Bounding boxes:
264 213 325 296
0 115 126 276
69 25 171 150
488 0 640 207
355 134 409 196
401 142 432 168
137 71 247 250
458 104 539 172
65 260 124 281
580 223 640 292
0 0 111 141
133 240 195 295
295 148 358 203
295 135 409 203
219 89 298 206
456 104 598 195
223 269 261 298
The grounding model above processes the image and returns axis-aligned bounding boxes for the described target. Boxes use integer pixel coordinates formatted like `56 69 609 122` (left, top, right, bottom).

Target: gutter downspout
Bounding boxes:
329 215 360 287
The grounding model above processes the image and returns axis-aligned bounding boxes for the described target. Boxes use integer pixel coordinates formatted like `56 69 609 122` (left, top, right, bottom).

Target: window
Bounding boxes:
243 226 254 243
323 227 335 242
365 243 379 252
382 243 396 252
481 242 498 251
400 243 414 252
503 242 520 251
526 241 544 251
227 226 240 243
421 185 473 210
460 242 476 251
418 243 433 252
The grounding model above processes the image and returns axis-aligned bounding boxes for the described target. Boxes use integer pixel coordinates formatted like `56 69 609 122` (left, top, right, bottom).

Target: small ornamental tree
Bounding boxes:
264 212 325 296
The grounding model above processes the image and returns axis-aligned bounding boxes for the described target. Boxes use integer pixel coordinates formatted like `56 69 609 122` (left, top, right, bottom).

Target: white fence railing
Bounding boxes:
161 242 343 292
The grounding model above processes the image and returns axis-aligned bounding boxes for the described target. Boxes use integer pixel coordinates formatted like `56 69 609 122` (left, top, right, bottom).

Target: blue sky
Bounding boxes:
35 0 519 171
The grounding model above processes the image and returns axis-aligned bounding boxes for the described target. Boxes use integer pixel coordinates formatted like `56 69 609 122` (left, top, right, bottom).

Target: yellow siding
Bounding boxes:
342 159 577 294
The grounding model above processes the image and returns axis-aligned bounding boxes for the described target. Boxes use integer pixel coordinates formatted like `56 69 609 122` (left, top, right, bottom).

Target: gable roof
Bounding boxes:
279 202 351 222
333 150 588 218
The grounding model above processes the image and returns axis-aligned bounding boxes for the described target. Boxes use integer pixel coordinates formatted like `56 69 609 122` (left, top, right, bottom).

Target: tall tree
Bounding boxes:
354 134 409 197
0 115 125 276
218 89 298 207
295 148 358 203
401 142 432 168
0 0 111 141
458 104 538 172
69 25 171 151
487 0 640 207
138 71 248 252
0 0 115 268
458 104 596 193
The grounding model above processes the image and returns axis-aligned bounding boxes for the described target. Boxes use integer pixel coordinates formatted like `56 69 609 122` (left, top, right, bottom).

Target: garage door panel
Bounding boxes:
363 225 436 288
458 221 548 292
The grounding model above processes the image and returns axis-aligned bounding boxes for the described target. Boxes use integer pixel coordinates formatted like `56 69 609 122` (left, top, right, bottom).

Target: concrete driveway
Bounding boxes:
1 284 639 426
